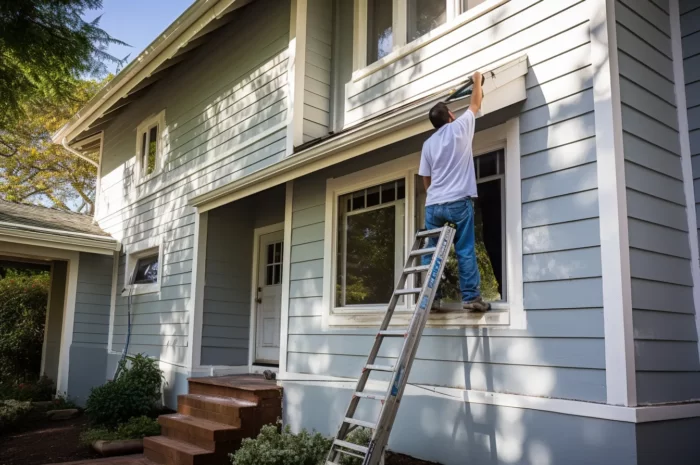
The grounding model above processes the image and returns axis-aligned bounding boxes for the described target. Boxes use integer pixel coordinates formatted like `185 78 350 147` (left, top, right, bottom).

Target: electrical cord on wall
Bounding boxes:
114 266 138 379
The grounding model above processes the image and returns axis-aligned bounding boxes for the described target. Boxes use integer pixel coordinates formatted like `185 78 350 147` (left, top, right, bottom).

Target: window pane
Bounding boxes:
133 255 158 284
368 0 393 63
266 265 274 286
381 182 396 202
462 0 486 12
414 174 503 302
478 151 498 178
147 126 158 175
267 244 274 265
407 0 446 42
337 206 397 305
352 191 365 210
141 133 147 172
367 186 380 207
274 264 282 285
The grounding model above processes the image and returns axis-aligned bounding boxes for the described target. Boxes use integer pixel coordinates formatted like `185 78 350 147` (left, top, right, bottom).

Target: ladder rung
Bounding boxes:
404 265 430 274
365 364 394 372
409 247 436 257
344 417 377 429
395 287 422 295
416 228 443 238
378 330 407 337
355 391 386 401
334 439 369 455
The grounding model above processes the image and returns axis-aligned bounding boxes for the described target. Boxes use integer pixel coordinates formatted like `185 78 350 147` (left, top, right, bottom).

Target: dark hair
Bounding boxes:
429 102 451 129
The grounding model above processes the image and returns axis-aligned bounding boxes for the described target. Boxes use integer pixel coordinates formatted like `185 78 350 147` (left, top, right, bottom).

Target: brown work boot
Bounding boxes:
463 296 491 312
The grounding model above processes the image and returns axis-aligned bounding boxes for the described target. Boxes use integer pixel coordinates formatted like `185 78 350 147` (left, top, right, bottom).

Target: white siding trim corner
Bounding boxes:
670 0 700 365
107 251 119 353
286 0 308 154
187 211 208 369
590 0 636 406
279 181 294 375
57 252 80 396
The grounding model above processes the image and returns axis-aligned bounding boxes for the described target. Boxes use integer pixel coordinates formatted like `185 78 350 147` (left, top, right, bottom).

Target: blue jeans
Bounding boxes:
422 198 480 302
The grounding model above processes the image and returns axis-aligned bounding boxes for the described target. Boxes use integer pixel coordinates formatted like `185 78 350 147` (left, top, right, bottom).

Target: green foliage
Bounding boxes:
45 395 79 411
0 400 34 433
0 269 51 385
85 354 164 427
231 424 333 465
0 376 54 402
0 0 126 129
338 428 372 465
80 416 161 445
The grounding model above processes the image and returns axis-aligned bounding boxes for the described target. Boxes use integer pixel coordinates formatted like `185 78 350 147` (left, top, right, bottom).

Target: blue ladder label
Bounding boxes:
427 257 442 289
390 366 403 397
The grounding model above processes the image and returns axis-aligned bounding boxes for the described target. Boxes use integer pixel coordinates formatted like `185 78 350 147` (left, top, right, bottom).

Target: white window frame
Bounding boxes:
322 118 523 328
135 110 166 184
122 236 164 296
352 0 506 79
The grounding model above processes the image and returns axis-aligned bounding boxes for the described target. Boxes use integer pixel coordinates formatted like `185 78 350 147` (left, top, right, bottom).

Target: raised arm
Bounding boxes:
468 71 483 115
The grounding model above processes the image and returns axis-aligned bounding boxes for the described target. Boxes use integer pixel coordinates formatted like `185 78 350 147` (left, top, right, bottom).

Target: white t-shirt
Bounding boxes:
418 109 477 206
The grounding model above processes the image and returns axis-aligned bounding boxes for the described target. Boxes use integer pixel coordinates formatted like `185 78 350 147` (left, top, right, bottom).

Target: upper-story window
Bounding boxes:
135 110 165 181
363 0 486 66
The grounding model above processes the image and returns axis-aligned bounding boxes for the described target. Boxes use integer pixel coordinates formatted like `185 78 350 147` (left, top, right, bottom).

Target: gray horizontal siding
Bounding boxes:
618 0 700 404
200 203 253 366
302 0 332 143
73 253 113 347
100 0 291 368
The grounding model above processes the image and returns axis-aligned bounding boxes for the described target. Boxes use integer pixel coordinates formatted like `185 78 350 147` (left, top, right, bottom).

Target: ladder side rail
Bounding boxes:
363 227 455 465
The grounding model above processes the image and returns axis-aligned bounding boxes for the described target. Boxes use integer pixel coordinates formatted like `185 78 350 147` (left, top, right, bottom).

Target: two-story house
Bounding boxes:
46 0 700 463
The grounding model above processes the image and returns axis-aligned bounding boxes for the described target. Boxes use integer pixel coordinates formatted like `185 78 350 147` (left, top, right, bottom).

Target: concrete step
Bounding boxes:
144 435 221 465
159 414 242 450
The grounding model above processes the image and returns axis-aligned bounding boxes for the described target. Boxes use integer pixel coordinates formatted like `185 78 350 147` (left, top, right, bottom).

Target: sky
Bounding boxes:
86 0 194 74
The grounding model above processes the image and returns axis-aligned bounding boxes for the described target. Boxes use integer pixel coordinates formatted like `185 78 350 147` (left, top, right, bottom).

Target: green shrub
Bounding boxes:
0 376 54 401
338 428 372 465
0 270 50 384
0 400 34 433
85 354 164 427
231 423 332 465
46 395 79 411
80 416 161 445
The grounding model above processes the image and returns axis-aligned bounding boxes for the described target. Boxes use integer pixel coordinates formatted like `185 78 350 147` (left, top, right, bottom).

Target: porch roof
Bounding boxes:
0 200 119 255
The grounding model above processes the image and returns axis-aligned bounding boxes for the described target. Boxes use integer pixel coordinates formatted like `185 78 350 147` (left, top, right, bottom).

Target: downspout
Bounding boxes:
61 137 99 168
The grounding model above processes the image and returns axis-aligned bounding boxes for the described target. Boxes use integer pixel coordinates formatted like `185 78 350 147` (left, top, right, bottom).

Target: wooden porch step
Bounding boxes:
177 394 256 427
159 414 242 450
143 435 220 465
187 375 282 406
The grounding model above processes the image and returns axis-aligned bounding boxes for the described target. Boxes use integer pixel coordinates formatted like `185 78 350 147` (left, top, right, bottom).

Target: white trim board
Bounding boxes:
279 181 294 375
0 227 118 256
277 372 700 424
670 0 700 366
187 211 208 369
590 0 636 407
56 252 80 396
249 222 285 367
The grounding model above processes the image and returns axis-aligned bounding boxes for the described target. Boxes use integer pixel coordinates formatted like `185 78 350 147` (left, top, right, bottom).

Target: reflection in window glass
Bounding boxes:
337 180 405 306
414 150 505 302
462 0 486 12
407 0 446 42
147 126 158 175
133 255 159 284
368 0 393 63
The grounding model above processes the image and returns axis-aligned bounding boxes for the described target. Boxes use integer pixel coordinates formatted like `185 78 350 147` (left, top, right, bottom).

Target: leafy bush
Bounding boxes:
231 423 332 465
0 400 34 433
338 428 372 465
45 395 79 411
85 354 164 427
80 416 161 445
0 376 54 401
0 270 51 384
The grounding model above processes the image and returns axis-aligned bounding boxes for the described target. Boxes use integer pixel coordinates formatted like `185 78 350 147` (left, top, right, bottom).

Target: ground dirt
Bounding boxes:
0 414 100 465
386 451 441 465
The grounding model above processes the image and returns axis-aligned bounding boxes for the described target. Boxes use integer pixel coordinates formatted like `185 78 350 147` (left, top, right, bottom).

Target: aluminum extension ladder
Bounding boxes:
326 225 456 465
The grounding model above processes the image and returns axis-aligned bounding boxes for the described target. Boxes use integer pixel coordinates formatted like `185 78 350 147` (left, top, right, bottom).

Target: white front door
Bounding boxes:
255 229 283 364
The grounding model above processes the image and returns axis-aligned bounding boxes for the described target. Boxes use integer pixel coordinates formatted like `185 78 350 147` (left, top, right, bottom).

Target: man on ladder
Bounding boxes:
419 70 491 313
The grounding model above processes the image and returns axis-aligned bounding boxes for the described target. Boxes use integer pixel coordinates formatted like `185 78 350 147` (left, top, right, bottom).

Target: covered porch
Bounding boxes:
190 184 288 376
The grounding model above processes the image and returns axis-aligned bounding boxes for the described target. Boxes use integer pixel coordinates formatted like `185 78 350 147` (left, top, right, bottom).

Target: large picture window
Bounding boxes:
336 180 406 307
324 119 522 327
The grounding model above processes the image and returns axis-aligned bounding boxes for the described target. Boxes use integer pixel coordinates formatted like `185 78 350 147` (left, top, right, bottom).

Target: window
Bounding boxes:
266 241 283 285
123 240 163 296
414 150 505 306
135 111 165 181
336 180 406 307
133 254 159 285
323 118 523 327
360 0 487 66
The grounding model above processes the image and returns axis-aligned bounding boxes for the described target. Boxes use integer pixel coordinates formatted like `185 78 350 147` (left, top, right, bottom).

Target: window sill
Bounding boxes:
351 0 508 83
327 307 510 328
121 283 159 297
